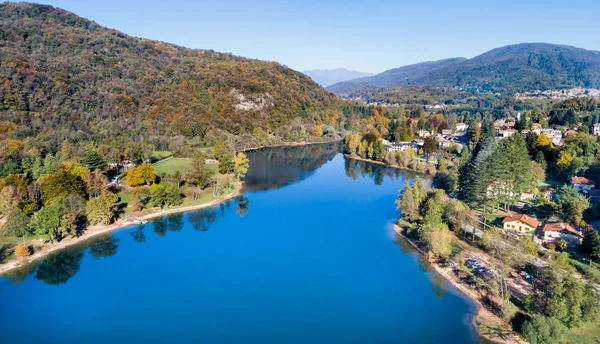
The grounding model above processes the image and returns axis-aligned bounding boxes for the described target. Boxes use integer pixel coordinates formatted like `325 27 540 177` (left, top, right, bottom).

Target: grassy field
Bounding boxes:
150 151 172 162
569 323 600 343
153 158 192 176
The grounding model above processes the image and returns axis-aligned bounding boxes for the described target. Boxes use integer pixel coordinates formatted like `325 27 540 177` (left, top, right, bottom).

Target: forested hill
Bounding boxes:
329 43 600 95
0 2 338 153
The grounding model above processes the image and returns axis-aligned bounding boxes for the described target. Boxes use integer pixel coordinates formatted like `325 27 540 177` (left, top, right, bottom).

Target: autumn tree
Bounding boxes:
137 163 156 185
234 152 249 180
39 169 87 202
84 169 109 197
186 157 215 194
86 193 118 225
126 166 145 187
15 244 30 257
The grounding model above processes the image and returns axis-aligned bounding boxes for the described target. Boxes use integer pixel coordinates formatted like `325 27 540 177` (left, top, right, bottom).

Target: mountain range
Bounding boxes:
0 2 338 151
328 43 600 95
302 68 374 87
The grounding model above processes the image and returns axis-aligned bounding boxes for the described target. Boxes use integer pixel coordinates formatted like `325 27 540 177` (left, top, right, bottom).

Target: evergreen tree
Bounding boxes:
82 150 107 171
581 229 600 258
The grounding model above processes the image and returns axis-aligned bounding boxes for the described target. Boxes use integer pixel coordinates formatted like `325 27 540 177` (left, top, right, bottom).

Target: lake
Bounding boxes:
0 142 480 343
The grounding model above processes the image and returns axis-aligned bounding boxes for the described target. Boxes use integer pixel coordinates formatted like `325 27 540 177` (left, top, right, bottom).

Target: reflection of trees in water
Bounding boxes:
89 234 120 259
429 272 450 300
188 208 219 232
34 246 85 285
152 217 168 237
4 262 36 284
166 213 184 232
9 234 121 285
130 224 147 243
395 235 449 300
243 141 342 192
344 157 418 186
235 196 250 217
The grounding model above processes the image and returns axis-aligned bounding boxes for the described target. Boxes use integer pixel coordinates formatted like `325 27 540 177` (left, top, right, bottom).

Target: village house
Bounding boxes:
570 176 596 193
455 122 468 132
417 130 431 138
493 119 505 130
499 129 516 138
384 142 420 153
441 129 452 136
541 222 584 246
502 214 540 233
594 123 600 136
438 139 452 149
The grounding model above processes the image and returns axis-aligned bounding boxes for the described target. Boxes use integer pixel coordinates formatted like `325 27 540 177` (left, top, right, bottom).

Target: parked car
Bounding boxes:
474 267 487 273
472 264 484 270
465 259 477 267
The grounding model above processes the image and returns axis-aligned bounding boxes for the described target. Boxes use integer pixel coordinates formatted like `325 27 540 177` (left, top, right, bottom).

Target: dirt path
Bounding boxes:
0 186 242 275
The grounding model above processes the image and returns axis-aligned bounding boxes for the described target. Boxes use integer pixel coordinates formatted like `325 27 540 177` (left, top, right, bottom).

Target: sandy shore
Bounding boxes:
393 224 519 344
0 185 242 275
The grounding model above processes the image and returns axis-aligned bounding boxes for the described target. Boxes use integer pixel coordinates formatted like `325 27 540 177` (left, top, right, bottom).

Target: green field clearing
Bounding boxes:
154 158 192 176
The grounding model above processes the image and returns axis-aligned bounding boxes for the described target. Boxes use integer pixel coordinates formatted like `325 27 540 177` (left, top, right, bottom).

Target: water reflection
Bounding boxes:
243 141 342 192
35 246 85 285
89 234 120 259
395 235 450 300
343 157 419 186
235 195 250 217
188 208 219 232
130 224 147 243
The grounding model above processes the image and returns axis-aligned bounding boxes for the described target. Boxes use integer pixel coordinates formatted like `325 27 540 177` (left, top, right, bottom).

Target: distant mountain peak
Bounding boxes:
303 68 374 87
328 43 600 95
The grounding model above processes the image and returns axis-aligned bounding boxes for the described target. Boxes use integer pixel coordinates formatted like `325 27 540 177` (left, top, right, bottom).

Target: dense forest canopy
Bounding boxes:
0 2 341 156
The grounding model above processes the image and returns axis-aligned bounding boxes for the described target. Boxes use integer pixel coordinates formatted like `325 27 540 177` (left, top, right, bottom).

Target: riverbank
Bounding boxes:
344 153 435 175
0 182 243 275
393 224 519 344
240 137 342 152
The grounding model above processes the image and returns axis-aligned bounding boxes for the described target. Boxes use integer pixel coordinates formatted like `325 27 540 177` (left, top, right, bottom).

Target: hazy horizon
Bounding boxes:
24 0 600 74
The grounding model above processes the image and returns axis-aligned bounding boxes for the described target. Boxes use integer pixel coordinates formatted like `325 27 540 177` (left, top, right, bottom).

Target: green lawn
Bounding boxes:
153 158 192 176
151 151 172 162
569 323 600 343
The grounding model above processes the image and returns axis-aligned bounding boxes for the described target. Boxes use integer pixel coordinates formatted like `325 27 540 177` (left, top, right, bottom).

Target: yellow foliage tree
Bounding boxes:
15 244 30 257
61 161 91 178
234 152 249 180
126 166 145 187
534 133 554 151
311 120 323 138
137 162 156 185
556 150 574 172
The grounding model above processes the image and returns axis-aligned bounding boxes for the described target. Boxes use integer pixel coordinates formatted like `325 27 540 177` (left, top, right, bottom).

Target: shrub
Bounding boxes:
15 244 30 257
545 242 556 251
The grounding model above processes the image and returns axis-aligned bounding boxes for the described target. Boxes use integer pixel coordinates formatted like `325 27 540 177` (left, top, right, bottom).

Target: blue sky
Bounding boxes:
33 0 600 73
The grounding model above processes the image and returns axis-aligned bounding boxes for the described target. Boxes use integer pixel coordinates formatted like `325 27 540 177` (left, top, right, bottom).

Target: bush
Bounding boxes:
545 242 556 251
522 316 567 344
500 300 518 320
15 244 30 257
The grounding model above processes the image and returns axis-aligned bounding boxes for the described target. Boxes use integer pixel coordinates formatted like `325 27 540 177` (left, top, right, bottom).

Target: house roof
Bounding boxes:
594 123 600 127
502 214 540 228
542 222 582 237
571 176 596 185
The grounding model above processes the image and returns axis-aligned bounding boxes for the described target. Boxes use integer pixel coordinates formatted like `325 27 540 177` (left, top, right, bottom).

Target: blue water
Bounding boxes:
0 143 479 343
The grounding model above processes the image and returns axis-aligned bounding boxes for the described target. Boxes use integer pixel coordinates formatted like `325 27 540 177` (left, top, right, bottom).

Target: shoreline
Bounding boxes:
0 184 243 275
239 138 342 152
393 224 511 344
344 153 433 175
